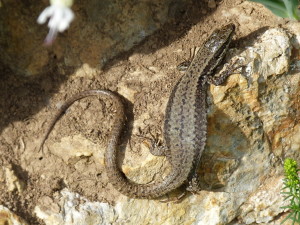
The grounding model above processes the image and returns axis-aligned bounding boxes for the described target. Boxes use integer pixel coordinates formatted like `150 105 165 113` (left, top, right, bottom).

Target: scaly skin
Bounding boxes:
39 24 235 199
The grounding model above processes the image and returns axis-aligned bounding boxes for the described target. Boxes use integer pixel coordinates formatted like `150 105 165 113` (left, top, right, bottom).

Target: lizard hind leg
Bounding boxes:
136 127 168 157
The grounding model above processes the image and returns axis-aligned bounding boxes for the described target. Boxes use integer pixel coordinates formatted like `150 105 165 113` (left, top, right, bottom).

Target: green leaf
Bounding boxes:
281 212 296 224
249 0 300 20
282 196 292 202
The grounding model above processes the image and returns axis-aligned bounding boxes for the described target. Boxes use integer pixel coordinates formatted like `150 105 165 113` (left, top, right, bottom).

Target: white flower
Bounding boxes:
37 3 74 45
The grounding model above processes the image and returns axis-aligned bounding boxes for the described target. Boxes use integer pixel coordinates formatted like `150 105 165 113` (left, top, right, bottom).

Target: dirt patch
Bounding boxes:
0 0 284 224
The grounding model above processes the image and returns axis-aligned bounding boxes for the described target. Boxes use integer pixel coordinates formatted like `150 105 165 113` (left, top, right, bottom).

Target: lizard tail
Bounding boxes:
104 90 187 199
40 89 184 199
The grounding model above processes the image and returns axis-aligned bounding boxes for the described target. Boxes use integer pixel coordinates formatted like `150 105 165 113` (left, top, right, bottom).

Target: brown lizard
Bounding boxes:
39 23 236 199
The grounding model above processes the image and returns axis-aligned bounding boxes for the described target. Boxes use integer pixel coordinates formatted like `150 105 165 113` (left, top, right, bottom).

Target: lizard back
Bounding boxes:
106 23 235 198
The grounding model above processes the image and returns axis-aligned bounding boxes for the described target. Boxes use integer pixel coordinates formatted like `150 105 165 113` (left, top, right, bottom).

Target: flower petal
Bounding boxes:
37 6 55 24
37 3 75 45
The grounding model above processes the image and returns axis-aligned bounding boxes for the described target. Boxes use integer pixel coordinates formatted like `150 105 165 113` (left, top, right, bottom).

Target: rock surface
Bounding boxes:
0 205 29 225
1 0 300 224
36 26 299 225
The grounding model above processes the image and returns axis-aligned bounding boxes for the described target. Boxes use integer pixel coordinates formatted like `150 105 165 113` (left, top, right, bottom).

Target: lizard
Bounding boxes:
39 23 236 199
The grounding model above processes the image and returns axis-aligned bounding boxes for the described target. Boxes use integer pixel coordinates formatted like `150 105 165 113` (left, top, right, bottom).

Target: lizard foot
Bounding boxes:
207 58 243 86
186 176 202 193
136 126 167 156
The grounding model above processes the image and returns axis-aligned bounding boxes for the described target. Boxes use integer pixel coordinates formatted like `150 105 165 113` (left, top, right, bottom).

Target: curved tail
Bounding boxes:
40 90 187 199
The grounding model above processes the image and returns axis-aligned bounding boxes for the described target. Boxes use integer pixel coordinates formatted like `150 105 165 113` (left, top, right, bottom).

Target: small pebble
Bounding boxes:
208 0 216 9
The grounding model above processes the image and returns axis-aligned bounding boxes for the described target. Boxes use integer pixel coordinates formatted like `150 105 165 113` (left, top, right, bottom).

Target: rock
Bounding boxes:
37 27 299 225
0 205 28 225
1 164 25 193
238 177 288 224
48 134 101 163
35 189 116 225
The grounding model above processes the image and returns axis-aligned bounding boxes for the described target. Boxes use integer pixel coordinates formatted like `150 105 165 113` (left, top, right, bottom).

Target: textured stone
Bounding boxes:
0 205 28 225
238 177 288 224
0 165 25 193
49 134 100 163
35 189 116 225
